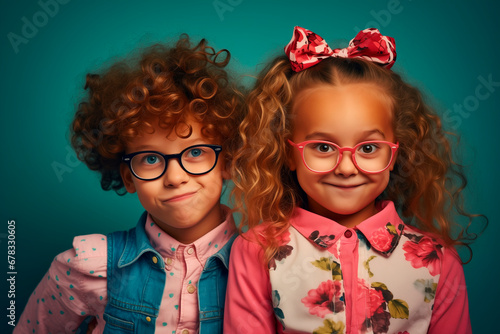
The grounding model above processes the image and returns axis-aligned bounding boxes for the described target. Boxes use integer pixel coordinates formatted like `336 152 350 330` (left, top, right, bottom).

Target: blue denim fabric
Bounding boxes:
101 211 236 333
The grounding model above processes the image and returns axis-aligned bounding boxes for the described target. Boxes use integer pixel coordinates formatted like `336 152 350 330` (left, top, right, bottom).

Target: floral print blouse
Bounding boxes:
224 201 471 334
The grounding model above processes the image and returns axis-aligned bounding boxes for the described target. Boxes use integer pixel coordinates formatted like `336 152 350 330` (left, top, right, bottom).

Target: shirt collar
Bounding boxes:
145 205 236 264
117 211 164 269
290 201 405 255
356 201 405 255
290 208 345 249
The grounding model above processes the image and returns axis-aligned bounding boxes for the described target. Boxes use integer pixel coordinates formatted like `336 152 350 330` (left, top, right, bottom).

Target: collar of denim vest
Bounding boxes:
117 209 237 270
205 232 237 269
117 211 166 269
146 206 236 265
291 201 405 256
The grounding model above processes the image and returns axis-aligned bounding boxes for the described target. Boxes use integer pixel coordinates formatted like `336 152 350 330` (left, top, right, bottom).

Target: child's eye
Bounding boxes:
312 143 335 153
143 154 162 165
358 144 378 154
187 148 204 158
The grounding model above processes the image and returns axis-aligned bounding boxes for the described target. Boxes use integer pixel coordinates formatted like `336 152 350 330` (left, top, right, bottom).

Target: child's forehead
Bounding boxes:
124 117 219 148
291 83 395 142
295 83 390 100
137 113 212 135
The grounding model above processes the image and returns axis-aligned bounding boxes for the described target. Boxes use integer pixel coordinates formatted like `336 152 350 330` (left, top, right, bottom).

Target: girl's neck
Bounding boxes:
307 201 380 228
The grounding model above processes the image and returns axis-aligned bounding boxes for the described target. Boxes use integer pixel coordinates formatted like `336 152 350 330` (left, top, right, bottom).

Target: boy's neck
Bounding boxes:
151 204 226 244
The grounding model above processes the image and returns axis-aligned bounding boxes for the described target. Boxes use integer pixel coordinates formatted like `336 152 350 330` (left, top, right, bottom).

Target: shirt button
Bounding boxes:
187 284 196 294
344 230 353 238
146 316 152 322
166 258 173 265
152 256 158 264
187 247 194 255
181 330 190 334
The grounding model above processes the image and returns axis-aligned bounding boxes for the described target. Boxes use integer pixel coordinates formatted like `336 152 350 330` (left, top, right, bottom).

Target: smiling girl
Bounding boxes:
224 27 485 334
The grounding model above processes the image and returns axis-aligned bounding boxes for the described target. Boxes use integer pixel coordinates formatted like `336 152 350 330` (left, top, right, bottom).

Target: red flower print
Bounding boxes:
371 226 393 252
368 289 385 317
251 225 294 269
403 237 443 276
277 230 291 246
253 224 291 247
268 230 293 270
301 280 344 318
357 279 385 317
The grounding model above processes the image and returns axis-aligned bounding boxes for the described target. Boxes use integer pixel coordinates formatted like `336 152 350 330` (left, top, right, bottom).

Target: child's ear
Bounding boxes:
221 162 231 180
389 150 398 171
120 164 137 193
219 154 231 180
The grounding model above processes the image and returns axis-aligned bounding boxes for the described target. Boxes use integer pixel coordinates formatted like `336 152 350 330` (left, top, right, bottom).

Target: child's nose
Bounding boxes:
334 152 358 177
163 159 189 187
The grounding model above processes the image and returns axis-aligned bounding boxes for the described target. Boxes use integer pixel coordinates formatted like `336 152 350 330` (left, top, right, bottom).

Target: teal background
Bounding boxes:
1 0 498 332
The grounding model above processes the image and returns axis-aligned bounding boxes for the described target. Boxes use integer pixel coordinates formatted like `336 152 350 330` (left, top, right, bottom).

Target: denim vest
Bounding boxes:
101 212 236 333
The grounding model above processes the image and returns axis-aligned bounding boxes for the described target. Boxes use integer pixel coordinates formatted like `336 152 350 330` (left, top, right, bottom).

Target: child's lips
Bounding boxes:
163 192 197 202
328 183 364 189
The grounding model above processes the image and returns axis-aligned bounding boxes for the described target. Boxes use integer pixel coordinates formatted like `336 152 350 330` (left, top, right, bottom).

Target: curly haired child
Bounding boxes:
16 35 243 334
224 27 486 334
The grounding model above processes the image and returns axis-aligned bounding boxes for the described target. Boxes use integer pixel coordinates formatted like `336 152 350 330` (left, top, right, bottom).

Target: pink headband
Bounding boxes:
284 26 397 72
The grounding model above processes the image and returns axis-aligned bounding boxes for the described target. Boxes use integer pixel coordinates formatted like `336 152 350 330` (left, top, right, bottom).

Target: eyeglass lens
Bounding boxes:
303 142 393 173
130 146 218 179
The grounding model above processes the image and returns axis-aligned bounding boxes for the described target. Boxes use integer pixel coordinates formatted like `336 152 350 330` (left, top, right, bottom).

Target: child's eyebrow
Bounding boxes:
126 138 213 153
359 129 386 138
304 132 337 141
304 129 387 142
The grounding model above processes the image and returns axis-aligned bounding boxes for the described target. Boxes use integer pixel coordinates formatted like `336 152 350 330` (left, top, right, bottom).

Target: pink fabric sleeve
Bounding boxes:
14 234 107 334
224 235 278 334
428 247 471 334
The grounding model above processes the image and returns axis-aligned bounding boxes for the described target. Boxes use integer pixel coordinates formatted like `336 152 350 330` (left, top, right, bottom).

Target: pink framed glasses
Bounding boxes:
288 140 399 174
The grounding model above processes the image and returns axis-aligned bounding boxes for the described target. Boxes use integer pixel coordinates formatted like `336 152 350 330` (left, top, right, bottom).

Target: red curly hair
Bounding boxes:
71 35 243 195
232 55 486 265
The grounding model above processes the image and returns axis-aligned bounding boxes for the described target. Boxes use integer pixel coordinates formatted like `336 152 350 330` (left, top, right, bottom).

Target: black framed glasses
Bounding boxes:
288 140 399 174
122 144 222 181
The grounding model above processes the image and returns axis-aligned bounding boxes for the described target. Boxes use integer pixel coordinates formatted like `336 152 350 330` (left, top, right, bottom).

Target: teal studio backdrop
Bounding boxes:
1 0 498 332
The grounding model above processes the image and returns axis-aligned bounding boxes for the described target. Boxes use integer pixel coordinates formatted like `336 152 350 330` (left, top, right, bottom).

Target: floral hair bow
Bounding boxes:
284 26 396 72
